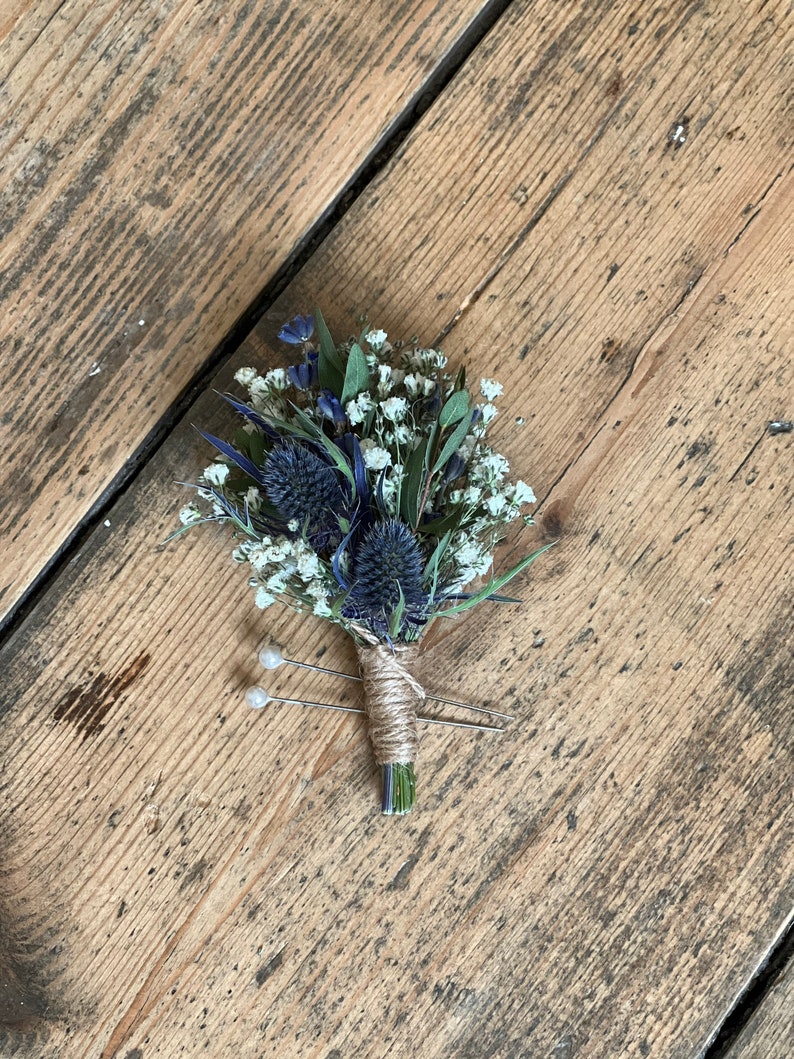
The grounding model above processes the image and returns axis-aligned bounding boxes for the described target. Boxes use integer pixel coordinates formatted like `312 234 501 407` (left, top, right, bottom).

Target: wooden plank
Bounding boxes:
0 0 495 623
1 0 792 1056
726 951 794 1059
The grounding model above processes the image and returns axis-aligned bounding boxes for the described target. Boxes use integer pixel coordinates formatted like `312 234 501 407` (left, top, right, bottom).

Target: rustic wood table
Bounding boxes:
1 1 791 1056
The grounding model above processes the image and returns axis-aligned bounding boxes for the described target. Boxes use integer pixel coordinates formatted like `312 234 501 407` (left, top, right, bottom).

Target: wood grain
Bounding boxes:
726 950 794 1058
0 0 792 1056
0 0 493 623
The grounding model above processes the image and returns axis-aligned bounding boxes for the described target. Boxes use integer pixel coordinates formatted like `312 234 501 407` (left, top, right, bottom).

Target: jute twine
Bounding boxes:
354 634 424 766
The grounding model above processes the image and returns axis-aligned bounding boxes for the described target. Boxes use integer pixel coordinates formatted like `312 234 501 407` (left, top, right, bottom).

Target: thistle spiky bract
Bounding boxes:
178 310 547 815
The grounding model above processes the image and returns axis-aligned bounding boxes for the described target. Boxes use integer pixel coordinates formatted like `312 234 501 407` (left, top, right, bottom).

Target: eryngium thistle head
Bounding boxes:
344 519 428 636
262 442 345 545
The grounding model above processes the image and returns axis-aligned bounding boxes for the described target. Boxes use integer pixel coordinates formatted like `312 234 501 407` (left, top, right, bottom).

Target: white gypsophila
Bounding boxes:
266 574 288 594
287 518 300 532
255 587 276 609
484 493 509 517
480 378 504 401
402 373 424 397
366 329 388 351
511 480 536 506
250 373 282 401
295 544 321 581
248 537 292 572
234 366 258 388
263 367 289 392
312 599 334 617
247 391 285 418
305 579 331 601
450 537 494 583
359 439 392 470
203 463 229 486
480 402 498 425
376 364 394 396
463 484 484 505
456 434 478 461
232 545 248 563
380 396 408 422
390 423 413 445
379 463 405 515
346 391 375 425
245 486 262 512
470 451 510 485
403 347 447 373
179 504 202 525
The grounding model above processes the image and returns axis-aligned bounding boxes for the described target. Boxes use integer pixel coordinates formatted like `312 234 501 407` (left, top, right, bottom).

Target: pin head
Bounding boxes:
258 645 284 670
245 686 271 710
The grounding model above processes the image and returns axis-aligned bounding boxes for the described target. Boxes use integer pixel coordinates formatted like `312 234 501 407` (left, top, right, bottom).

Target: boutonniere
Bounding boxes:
176 312 550 814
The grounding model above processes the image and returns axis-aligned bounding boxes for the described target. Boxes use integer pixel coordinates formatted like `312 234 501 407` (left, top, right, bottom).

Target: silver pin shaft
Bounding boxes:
278 654 513 721
269 693 504 733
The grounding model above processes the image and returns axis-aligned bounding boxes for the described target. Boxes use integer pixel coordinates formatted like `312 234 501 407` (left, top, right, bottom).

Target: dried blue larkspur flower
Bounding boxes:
278 314 315 345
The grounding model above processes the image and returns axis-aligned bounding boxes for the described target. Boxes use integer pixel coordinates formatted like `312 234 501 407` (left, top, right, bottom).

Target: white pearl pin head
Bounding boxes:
245 685 270 710
258 645 284 670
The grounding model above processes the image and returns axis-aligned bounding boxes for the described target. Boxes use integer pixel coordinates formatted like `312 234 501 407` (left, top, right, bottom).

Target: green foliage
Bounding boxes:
341 342 370 404
315 306 345 395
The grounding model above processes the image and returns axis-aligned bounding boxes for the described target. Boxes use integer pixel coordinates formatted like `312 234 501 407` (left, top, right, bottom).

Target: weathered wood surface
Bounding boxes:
0 0 494 624
727 951 794 1058
1 0 792 1056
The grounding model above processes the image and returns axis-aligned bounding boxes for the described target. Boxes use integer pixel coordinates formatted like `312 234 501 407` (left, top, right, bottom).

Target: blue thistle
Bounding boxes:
343 519 428 638
262 442 345 547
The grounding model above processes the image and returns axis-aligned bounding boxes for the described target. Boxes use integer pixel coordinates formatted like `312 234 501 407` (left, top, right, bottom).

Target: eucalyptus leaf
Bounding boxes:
438 389 470 428
431 409 475 476
315 307 345 395
401 437 429 526
341 342 371 404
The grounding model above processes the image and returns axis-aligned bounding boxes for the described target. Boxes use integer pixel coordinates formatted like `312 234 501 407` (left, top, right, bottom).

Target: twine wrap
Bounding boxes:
355 639 424 766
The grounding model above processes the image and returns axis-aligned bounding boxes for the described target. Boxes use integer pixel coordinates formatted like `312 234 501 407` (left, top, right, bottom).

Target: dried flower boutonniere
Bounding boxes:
176 312 550 814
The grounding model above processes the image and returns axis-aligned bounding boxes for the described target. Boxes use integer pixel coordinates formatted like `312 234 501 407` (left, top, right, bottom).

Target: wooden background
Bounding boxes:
1 0 791 1056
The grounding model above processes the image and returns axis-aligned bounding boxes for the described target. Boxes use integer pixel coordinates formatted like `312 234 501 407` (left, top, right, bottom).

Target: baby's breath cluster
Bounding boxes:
176 310 550 814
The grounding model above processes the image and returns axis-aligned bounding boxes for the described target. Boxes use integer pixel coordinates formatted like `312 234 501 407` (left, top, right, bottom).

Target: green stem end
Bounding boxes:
381 763 416 815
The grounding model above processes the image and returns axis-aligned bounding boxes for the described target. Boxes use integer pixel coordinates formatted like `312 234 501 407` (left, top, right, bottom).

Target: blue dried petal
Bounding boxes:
288 350 319 389
442 452 466 483
317 389 347 430
278 314 315 345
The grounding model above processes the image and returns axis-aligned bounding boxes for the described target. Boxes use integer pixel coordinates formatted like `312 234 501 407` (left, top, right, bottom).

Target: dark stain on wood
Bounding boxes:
600 336 623 362
725 612 793 739
254 950 284 987
605 71 624 99
0 865 46 1033
52 652 151 739
0 944 44 1029
541 498 570 538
